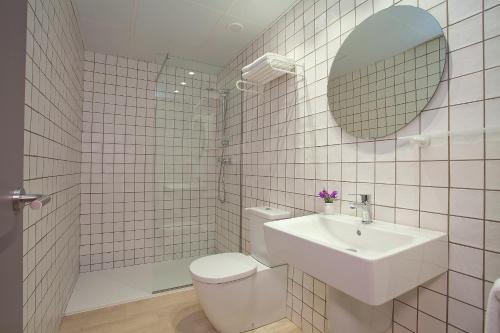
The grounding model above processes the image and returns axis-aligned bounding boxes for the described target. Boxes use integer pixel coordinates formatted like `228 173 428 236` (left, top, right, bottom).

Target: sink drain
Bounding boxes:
346 248 358 252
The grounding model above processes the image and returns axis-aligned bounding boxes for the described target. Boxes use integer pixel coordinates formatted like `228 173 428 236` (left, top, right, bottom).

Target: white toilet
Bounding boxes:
189 207 291 333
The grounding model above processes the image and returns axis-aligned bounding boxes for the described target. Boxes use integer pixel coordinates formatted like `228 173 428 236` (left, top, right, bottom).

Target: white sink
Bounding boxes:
264 214 448 306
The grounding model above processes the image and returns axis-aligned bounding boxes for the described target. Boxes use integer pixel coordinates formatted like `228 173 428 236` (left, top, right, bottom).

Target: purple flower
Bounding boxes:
318 189 339 203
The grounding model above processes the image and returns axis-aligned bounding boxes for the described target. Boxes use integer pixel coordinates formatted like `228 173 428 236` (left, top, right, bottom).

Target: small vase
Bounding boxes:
324 202 336 215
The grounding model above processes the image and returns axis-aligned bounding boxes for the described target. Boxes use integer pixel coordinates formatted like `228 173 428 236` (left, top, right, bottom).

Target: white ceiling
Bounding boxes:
72 0 297 72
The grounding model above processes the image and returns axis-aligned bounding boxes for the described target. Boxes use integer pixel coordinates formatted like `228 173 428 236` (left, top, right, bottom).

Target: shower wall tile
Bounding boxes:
23 0 84 332
81 52 218 272
217 0 500 332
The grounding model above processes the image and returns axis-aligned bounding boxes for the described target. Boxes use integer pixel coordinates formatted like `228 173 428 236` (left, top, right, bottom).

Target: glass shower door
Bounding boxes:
152 56 218 292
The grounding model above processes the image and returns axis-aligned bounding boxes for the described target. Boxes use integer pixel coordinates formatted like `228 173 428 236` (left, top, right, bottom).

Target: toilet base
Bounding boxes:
249 264 288 331
194 260 287 333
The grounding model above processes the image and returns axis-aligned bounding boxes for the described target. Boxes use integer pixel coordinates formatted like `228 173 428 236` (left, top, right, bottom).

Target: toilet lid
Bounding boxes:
190 253 258 284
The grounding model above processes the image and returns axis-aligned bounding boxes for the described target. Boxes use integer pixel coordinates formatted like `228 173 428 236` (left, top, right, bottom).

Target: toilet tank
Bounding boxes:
246 207 291 267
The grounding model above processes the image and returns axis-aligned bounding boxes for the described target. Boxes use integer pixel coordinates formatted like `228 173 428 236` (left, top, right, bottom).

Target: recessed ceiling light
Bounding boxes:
173 90 180 93
188 71 195 75
180 82 187 85
227 22 244 33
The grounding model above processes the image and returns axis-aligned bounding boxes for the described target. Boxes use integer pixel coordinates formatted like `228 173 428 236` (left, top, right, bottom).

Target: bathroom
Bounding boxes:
0 0 499 332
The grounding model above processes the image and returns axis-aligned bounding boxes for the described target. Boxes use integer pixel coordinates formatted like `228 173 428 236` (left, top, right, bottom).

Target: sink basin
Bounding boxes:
264 214 448 306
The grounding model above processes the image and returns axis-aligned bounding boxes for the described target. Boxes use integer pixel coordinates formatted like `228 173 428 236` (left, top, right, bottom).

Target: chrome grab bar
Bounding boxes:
12 188 51 210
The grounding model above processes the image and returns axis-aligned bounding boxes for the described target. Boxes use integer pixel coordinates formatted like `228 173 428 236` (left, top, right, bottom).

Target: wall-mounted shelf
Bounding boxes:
398 127 500 147
236 53 304 93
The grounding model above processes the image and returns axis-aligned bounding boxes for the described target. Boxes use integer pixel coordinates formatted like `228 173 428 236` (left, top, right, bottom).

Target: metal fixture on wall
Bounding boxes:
208 88 230 203
11 188 51 211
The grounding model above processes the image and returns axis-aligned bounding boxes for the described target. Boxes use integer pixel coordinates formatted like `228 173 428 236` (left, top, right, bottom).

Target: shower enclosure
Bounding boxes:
151 55 241 292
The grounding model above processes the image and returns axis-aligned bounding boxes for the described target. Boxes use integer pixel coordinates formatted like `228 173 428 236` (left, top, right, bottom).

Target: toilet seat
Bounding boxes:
190 253 257 284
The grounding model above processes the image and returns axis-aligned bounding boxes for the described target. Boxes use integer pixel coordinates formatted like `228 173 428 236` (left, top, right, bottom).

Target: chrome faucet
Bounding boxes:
349 194 373 224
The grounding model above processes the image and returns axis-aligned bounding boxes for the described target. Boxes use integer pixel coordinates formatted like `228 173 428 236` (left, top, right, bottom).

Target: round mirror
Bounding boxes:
327 6 447 139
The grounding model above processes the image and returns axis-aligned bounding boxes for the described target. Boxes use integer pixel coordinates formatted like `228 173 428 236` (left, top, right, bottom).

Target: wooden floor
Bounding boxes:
59 288 301 333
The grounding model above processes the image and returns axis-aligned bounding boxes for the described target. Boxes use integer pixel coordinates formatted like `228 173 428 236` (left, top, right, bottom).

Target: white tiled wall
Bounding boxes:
218 0 500 332
23 0 84 332
81 52 218 271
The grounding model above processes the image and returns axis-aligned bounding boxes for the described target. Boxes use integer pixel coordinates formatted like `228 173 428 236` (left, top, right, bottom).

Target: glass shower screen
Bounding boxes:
151 55 219 292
